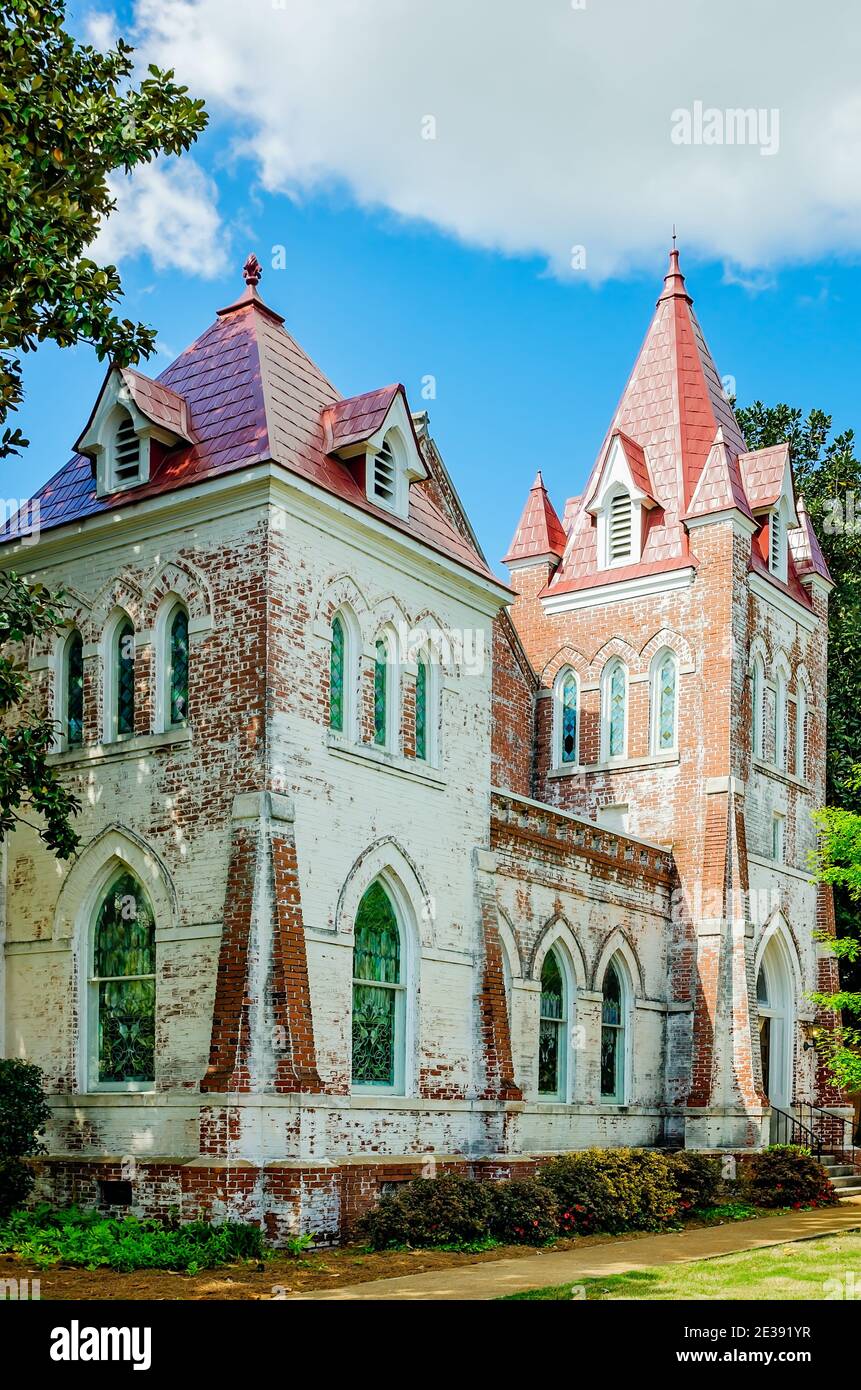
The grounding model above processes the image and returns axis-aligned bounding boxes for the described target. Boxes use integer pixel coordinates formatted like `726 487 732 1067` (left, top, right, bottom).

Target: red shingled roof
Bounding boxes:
684 428 754 522
322 385 401 453
791 496 833 586
546 249 747 595
503 471 567 564
739 443 790 510
3 276 496 586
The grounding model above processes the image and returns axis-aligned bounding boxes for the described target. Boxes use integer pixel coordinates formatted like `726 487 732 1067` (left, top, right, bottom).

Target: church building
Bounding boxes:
0 248 842 1240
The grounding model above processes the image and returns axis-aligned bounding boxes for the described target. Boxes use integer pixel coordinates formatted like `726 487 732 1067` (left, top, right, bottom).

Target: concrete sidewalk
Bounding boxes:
293 1198 861 1301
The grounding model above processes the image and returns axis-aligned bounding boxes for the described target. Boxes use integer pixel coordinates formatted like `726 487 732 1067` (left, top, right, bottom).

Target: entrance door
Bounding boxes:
756 934 795 1140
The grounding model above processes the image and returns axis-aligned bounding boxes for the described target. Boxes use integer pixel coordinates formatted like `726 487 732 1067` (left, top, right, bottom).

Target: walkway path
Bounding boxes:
293 1198 861 1301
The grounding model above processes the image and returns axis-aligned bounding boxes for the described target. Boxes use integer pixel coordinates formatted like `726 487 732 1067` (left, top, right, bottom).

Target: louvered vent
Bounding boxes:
770 514 781 574
371 438 396 505
609 491 632 561
113 416 141 484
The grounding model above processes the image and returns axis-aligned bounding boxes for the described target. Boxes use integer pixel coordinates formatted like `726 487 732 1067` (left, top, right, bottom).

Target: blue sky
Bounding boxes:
11 1 861 576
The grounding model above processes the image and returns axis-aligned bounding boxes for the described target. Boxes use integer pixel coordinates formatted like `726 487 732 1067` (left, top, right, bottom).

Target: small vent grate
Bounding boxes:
113 416 141 484
609 491 632 561
371 440 396 504
770 514 781 574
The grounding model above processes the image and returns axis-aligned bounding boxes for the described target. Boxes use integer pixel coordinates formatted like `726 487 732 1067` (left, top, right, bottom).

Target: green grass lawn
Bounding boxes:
504 1232 861 1300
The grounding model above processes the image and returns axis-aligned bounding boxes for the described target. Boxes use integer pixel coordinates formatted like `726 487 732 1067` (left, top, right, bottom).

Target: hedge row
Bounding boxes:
358 1145 836 1250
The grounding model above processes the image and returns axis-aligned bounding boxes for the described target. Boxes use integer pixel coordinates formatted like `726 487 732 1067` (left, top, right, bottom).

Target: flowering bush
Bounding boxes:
489 1179 558 1245
668 1150 722 1214
357 1173 494 1250
743 1145 838 1209
539 1148 680 1235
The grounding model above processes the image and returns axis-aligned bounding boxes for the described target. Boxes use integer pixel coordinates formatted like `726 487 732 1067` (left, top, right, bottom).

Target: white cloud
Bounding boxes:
129 0 861 283
91 158 227 278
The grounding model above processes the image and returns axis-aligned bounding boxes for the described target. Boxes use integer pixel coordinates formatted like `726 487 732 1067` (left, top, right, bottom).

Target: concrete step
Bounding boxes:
829 1174 861 1189
837 1188 861 1200
822 1165 857 1177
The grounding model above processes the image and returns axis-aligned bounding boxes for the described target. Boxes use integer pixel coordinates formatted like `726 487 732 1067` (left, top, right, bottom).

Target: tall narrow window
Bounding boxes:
373 638 388 747
415 654 428 761
351 882 404 1090
774 671 787 770
609 491 633 562
168 607 189 727
91 872 155 1087
538 948 566 1098
752 657 765 759
605 661 627 760
653 652 677 753
561 672 578 764
116 619 135 738
66 631 84 747
601 958 627 1102
330 615 345 733
796 686 807 781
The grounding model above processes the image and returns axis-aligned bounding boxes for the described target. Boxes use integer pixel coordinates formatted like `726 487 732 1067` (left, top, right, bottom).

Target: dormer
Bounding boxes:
583 432 660 569
738 443 799 586
75 366 193 498
323 384 427 521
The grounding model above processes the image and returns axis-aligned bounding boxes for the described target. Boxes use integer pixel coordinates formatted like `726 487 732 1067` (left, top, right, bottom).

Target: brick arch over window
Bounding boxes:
587 636 640 683
639 626 694 669
496 906 525 981
142 559 214 632
335 838 434 948
540 643 590 688
590 927 644 996
530 914 588 990
313 573 371 632
83 575 144 646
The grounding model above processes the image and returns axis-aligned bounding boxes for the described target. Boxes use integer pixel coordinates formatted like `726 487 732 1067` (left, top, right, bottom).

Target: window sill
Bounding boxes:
751 758 809 791
49 727 192 768
326 732 446 788
548 751 679 777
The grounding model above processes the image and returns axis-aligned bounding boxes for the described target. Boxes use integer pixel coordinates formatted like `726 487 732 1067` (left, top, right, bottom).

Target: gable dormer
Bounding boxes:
323 384 427 521
75 366 193 498
738 444 799 586
583 432 660 570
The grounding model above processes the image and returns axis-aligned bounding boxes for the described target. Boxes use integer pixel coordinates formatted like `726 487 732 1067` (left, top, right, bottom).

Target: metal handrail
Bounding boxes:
795 1101 859 1171
770 1106 823 1162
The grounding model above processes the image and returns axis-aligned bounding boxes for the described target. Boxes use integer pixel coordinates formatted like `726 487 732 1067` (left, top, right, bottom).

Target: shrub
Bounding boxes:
489 1179 559 1245
357 1173 494 1250
539 1148 680 1235
669 1151 722 1214
0 1060 50 1217
0 1204 266 1273
742 1145 837 1209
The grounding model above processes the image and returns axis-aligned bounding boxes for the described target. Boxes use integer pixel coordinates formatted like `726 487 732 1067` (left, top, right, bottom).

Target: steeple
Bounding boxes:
503 470 567 567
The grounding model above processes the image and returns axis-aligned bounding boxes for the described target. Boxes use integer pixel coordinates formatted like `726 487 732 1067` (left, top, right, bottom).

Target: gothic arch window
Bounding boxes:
752 655 765 759
166 603 189 729
373 632 398 750
538 947 567 1099
600 956 629 1103
330 614 346 733
89 871 156 1089
796 684 807 781
415 651 429 761
601 659 628 761
650 648 678 754
62 630 84 748
774 666 788 771
103 611 135 743
553 668 579 767
351 880 406 1093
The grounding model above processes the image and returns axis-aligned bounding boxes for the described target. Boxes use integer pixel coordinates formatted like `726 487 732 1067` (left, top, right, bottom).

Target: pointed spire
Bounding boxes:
791 495 834 586
217 251 284 323
503 471 567 566
684 427 753 523
658 244 692 304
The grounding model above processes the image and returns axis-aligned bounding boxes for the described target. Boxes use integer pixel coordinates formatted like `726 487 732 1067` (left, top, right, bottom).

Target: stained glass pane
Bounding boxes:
374 638 388 746
352 883 401 1086
601 962 621 1026
600 1025 618 1098
658 657 676 750
330 616 345 731
601 962 623 1099
609 664 626 757
169 608 189 726
561 674 577 763
539 950 564 1095
94 873 155 1084
116 619 135 736
66 632 84 746
415 656 427 760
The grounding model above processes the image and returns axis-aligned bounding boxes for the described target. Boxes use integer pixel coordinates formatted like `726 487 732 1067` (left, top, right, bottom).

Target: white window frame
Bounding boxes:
601 659 629 762
55 627 84 753
600 955 631 1105
413 645 440 767
372 629 400 753
153 596 189 734
552 666 580 769
537 944 570 1102
350 876 413 1098
751 656 765 759
649 647 679 755
366 428 410 518
771 812 785 863
773 660 790 771
86 866 157 1094
795 684 807 782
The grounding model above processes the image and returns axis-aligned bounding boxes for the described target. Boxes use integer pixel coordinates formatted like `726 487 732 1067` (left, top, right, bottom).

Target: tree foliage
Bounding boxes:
0 1 207 857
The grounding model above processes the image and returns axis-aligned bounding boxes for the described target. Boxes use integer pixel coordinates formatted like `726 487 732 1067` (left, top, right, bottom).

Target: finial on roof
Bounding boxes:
672 223 677 249
243 253 262 287
658 240 691 304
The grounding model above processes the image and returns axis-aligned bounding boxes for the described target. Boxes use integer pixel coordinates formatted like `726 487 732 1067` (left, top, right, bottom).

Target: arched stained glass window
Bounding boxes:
656 654 677 751
91 872 155 1085
752 657 765 758
561 673 578 764
169 607 189 727
373 638 388 746
415 654 428 761
608 663 626 758
351 882 404 1089
600 958 626 1102
116 619 135 737
66 631 84 747
538 948 566 1098
330 615 345 732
